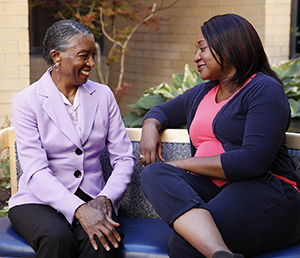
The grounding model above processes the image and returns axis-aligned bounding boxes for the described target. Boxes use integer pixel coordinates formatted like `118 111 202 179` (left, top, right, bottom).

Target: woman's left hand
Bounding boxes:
88 196 113 218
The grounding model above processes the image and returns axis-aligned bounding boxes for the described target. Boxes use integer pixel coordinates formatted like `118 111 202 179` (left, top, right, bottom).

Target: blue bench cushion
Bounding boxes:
1 214 300 258
5 143 300 258
0 216 172 258
0 216 34 257
119 217 172 258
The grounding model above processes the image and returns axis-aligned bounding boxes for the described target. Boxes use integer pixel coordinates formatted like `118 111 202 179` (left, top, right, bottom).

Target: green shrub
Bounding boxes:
123 64 205 127
271 58 300 118
0 156 10 178
0 206 8 217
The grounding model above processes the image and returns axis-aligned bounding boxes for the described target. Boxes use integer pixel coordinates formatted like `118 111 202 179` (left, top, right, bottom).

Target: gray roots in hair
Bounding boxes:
42 20 93 65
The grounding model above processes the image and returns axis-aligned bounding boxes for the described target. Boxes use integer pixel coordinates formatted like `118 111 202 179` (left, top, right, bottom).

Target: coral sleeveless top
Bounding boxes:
189 76 255 187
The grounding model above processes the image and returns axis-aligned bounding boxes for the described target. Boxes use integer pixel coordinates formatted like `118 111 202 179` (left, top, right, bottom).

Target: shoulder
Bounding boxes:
14 68 54 100
82 80 118 110
241 72 285 99
83 80 114 98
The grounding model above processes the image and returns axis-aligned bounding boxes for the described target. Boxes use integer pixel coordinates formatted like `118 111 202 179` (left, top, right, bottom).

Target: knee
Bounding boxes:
140 163 160 187
36 225 76 249
141 162 170 191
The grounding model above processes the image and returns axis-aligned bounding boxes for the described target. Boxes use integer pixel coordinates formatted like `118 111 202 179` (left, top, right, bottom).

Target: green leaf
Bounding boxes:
0 206 9 217
122 112 144 128
137 95 166 109
182 64 205 91
272 58 300 78
151 83 179 100
288 98 300 118
127 103 148 115
172 73 184 89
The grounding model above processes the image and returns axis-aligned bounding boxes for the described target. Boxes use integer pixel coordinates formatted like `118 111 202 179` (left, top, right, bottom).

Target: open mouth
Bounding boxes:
197 64 205 71
80 70 90 78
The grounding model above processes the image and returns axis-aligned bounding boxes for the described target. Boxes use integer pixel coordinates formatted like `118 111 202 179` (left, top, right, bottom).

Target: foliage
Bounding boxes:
0 157 10 178
0 206 8 217
271 58 300 118
123 64 206 127
123 58 300 128
30 0 179 101
0 116 11 177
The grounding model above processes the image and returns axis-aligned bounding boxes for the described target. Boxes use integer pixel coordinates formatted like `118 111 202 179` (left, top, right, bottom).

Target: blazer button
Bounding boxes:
74 170 82 178
75 148 83 155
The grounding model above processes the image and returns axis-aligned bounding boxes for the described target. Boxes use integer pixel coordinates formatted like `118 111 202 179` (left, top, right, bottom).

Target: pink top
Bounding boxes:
189 75 256 187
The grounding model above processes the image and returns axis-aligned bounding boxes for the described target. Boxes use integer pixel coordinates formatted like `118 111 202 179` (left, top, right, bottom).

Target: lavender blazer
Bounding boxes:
9 68 135 224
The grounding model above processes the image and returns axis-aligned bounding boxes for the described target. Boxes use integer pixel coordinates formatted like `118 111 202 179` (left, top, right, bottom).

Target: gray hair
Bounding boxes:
42 20 93 65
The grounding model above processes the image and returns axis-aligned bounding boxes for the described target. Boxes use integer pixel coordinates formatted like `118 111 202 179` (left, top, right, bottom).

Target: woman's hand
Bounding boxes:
139 118 165 166
75 203 121 252
88 196 113 218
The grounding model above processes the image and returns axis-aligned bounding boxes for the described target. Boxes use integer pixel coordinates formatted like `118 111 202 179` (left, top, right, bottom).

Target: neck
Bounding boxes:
51 70 78 105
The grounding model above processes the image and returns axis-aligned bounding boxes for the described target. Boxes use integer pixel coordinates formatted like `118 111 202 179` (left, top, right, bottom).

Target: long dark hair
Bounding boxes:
201 13 283 89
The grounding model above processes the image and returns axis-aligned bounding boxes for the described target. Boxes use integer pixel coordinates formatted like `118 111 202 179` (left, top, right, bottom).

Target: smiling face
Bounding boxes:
194 30 235 86
51 34 96 88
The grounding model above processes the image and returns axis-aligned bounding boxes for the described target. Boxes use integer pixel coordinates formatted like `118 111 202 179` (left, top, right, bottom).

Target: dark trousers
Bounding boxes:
8 188 123 258
141 163 300 258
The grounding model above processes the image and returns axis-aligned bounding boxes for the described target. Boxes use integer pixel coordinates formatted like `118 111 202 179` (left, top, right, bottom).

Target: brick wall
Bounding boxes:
113 0 292 115
26 0 293 117
0 0 29 127
264 0 292 65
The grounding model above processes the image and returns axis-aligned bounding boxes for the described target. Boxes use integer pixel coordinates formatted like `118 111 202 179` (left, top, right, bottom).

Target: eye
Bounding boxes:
80 54 88 59
200 46 206 51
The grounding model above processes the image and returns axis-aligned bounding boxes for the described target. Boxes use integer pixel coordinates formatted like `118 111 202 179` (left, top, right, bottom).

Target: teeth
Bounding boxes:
81 70 89 75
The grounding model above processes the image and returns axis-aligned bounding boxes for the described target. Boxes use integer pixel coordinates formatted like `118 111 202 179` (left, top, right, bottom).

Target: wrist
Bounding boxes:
75 203 86 217
142 118 161 131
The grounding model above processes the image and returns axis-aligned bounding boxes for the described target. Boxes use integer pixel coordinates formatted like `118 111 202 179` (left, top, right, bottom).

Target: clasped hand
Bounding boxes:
75 196 121 251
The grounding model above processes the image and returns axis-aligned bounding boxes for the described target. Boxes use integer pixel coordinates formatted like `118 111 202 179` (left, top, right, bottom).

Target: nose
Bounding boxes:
87 55 95 68
194 49 201 63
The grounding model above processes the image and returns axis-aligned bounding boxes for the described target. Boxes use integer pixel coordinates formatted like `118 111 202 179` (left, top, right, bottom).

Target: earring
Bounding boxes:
52 62 60 71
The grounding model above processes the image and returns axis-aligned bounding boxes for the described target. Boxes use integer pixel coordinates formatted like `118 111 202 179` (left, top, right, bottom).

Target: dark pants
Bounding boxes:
8 188 123 258
140 163 300 258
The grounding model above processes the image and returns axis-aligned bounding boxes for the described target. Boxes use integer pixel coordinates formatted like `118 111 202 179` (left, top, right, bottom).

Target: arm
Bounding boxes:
220 81 290 181
166 156 226 179
13 93 85 224
97 88 136 212
139 118 164 166
139 86 201 166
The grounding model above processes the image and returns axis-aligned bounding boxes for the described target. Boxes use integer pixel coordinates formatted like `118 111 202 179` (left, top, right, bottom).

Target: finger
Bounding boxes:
150 148 157 164
95 221 120 249
87 231 100 251
94 230 111 251
139 151 146 165
106 215 120 228
107 206 113 218
103 222 121 246
158 143 165 162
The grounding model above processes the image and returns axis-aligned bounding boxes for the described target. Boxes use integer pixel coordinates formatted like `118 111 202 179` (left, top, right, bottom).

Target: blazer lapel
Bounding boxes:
80 84 98 145
37 72 82 148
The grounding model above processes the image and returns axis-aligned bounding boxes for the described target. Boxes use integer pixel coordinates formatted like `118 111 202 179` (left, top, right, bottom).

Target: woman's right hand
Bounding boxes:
139 118 165 166
75 204 121 252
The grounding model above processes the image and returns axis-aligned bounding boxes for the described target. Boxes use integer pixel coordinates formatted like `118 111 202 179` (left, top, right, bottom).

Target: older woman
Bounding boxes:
139 14 300 258
8 20 135 258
